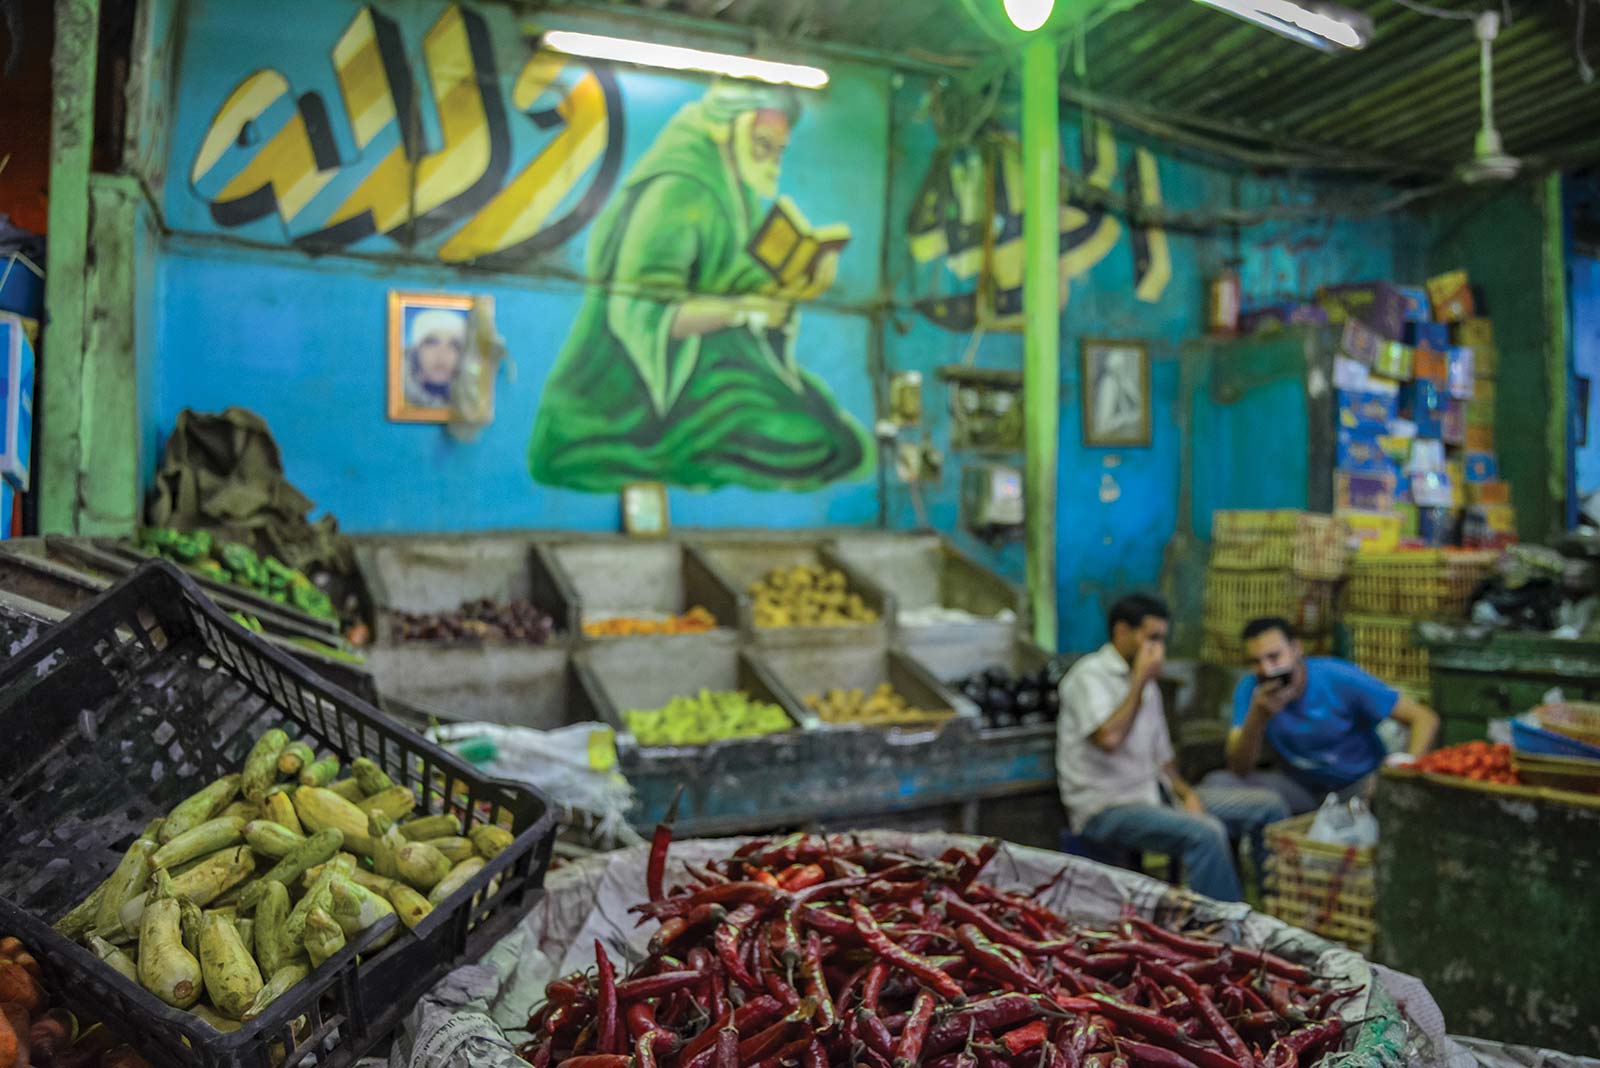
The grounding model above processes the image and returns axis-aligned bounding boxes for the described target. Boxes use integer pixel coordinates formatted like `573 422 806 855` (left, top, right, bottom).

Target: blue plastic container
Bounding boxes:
1511 718 1600 761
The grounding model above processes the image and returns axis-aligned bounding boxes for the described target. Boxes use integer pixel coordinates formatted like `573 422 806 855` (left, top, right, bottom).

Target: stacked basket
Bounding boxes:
1201 511 1350 667
1343 549 1498 698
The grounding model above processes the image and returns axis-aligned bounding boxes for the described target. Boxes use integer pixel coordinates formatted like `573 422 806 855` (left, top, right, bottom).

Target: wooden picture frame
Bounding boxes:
1080 338 1152 447
622 482 669 537
387 290 474 423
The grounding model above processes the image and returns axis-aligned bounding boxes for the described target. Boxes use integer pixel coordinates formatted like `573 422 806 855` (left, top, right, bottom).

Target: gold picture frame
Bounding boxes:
1080 338 1152 448
622 482 669 537
387 290 474 423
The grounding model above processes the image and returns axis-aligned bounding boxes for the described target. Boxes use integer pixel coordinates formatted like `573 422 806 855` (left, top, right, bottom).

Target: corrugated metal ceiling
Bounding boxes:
555 0 1600 176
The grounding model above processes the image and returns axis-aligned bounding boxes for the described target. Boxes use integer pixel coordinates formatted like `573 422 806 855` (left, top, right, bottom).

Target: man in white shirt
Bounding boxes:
1057 594 1289 901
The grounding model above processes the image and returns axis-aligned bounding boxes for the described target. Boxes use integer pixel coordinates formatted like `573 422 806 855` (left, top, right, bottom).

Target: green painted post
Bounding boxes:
1021 35 1060 650
1542 172 1569 532
40 0 101 533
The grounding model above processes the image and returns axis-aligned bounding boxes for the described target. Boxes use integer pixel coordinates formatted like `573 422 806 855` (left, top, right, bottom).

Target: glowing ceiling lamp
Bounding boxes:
1003 0 1056 31
1193 0 1371 51
540 30 829 89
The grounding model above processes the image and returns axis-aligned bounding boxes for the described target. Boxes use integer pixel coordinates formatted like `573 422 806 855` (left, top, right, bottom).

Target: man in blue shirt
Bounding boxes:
1201 616 1440 814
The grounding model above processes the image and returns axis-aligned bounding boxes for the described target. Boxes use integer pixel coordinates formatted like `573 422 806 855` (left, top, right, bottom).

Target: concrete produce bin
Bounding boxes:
759 642 970 731
695 537 893 650
353 534 579 726
550 539 742 640
574 634 815 826
829 533 1024 666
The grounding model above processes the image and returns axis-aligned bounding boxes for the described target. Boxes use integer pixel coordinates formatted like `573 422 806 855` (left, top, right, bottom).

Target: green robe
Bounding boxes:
528 102 874 492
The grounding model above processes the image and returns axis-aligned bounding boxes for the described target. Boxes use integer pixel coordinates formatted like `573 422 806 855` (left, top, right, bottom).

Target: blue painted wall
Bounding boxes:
883 80 1402 652
1571 254 1600 503
144 1 1410 650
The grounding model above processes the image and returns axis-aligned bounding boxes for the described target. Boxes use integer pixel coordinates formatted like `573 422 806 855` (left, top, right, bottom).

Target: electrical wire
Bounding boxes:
1388 0 1479 21
1575 0 1597 83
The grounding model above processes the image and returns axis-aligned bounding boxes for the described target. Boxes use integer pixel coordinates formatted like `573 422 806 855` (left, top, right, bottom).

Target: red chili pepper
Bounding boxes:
954 924 1047 994
798 905 859 942
636 1032 661 1068
1117 1040 1200 1068
687 862 731 886
892 990 937 1068
1082 995 1241 1068
558 1058 631 1068
1269 1017 1343 1068
856 1009 895 1058
1081 953 1134 978
800 931 837 1034
634 882 782 922
595 941 621 1055
615 970 703 1002
999 1020 1050 1056
1140 961 1253 1068
651 904 729 956
1312 984 1364 1018
739 1003 817 1065
746 865 781 888
850 901 968 1002
804 1041 828 1068
771 908 802 969
717 903 764 992
778 864 827 892
680 998 786 1068
1126 919 1309 984
751 1038 813 1068
862 962 890 1011
765 970 803 1011
626 1002 657 1041
646 786 683 903
956 839 1000 888
717 1027 740 1068
924 994 1045 1056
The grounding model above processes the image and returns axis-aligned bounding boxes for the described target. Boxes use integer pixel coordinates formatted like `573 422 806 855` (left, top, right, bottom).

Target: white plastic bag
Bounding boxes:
1307 792 1379 848
427 722 642 847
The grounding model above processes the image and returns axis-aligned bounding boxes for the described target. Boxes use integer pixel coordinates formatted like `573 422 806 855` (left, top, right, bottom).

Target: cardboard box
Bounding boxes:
1338 471 1398 512
1375 341 1414 379
1404 322 1450 350
1466 425 1494 451
1465 452 1498 482
1413 345 1449 385
1427 269 1475 323
1239 303 1329 335
1337 387 1399 433
1447 347 1475 398
1341 318 1384 367
1474 503 1516 533
1455 317 1494 350
1337 429 1397 475
1318 282 1407 340
0 314 34 491
1339 508 1402 553
1397 286 1432 323
1442 399 1466 446
1468 480 1510 506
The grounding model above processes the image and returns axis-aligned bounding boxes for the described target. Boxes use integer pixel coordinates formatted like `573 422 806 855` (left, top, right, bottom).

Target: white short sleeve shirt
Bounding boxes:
1056 642 1174 832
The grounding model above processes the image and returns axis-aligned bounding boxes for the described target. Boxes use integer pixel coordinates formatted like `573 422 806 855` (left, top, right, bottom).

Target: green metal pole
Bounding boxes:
1021 35 1060 650
40 0 101 533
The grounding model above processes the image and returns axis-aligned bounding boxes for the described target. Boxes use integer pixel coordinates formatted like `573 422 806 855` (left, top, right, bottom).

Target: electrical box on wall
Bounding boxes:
938 366 1023 452
962 463 1023 533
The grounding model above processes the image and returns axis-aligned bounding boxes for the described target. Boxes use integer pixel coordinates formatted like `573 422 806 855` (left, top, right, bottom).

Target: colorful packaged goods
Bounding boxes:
1464 453 1497 482
1442 400 1466 447
1412 345 1449 386
1375 340 1413 379
1339 508 1403 552
1468 480 1511 506
1466 424 1494 451
1337 472 1397 512
1446 347 1475 398
1455 317 1494 350
1397 285 1432 322
1403 321 1449 350
1336 430 1395 475
1337 386 1399 433
1318 281 1406 339
1340 318 1384 367
1426 269 1475 323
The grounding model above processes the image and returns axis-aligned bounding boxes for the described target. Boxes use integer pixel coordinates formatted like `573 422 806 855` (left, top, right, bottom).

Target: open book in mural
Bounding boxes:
527 81 875 493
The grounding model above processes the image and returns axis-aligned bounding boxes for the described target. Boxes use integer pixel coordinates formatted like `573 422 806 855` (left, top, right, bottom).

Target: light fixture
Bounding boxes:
1003 0 1055 31
540 30 829 89
1193 0 1371 51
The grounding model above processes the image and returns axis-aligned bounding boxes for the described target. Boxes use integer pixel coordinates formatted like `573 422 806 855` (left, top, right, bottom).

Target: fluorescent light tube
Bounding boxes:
1194 0 1371 51
541 30 829 89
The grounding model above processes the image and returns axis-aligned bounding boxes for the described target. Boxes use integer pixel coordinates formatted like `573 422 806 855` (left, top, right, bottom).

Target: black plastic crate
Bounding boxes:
0 560 557 1068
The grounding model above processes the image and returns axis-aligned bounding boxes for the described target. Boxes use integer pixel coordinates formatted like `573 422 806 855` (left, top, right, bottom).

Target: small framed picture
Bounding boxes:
622 482 669 537
1080 338 1152 447
388 291 473 423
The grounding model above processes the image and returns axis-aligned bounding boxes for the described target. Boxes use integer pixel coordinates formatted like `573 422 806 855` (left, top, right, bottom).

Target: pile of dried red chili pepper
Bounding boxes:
518 831 1363 1068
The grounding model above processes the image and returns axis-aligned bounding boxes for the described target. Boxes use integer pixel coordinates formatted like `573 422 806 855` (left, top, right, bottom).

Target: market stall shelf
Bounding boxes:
551 538 742 642
827 532 1024 671
574 634 817 830
355 534 577 728
1375 768 1600 1055
0 560 558 1068
694 537 894 649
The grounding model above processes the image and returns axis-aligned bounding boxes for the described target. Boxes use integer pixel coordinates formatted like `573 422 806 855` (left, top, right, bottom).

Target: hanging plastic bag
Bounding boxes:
447 296 511 442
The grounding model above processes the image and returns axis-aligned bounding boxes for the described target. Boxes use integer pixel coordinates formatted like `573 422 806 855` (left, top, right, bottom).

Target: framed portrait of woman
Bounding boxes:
388 291 473 423
1080 339 1151 448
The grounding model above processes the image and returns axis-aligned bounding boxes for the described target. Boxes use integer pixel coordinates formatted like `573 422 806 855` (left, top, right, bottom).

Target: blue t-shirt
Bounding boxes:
1231 657 1399 791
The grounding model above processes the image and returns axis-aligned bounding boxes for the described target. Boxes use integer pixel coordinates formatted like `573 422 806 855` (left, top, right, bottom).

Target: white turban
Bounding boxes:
408 308 466 351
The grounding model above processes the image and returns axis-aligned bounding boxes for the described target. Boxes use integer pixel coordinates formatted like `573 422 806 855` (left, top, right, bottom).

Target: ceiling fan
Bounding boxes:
1458 8 1523 182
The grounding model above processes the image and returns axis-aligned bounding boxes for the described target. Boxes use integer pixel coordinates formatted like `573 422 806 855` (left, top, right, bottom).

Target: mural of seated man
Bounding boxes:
528 80 874 493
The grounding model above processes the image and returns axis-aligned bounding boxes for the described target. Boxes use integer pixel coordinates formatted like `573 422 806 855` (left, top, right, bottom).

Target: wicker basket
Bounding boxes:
1535 702 1600 748
1203 569 1338 641
1346 614 1429 693
1345 549 1498 620
1263 813 1375 955
1201 628 1331 668
1293 514 1353 580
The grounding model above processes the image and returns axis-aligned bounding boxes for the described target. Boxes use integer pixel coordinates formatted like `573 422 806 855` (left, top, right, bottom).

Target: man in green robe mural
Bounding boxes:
528 81 875 492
